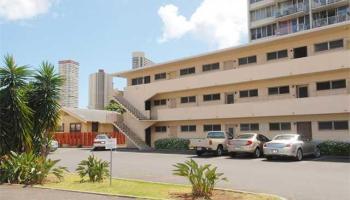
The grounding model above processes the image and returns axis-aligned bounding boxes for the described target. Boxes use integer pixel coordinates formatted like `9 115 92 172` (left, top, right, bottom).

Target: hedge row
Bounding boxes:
318 141 350 156
154 138 190 150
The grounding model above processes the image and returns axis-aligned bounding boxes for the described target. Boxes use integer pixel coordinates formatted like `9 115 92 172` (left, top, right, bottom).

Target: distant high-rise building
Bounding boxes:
88 69 114 110
132 51 154 69
248 0 349 41
59 60 79 108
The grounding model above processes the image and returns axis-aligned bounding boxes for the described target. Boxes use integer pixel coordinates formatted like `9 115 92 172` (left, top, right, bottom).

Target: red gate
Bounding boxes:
53 132 126 147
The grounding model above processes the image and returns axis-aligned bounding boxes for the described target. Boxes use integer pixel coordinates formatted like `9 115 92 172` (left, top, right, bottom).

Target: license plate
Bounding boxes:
197 147 202 150
272 149 278 153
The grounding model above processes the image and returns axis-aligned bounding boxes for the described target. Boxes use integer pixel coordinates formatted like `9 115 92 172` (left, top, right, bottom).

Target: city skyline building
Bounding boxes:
59 60 79 108
88 69 114 110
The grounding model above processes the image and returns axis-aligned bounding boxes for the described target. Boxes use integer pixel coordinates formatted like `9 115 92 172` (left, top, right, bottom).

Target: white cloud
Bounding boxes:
0 0 55 21
158 0 248 48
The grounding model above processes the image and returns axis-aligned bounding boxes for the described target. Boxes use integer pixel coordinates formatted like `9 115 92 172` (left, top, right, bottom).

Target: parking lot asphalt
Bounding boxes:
0 184 130 200
49 148 350 200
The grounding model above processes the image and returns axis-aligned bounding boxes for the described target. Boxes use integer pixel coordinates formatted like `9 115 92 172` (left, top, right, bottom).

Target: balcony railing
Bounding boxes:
276 3 309 18
276 23 310 35
313 14 350 28
312 0 347 9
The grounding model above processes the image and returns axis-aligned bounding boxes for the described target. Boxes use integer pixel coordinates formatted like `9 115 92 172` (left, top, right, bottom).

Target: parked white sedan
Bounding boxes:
93 134 110 150
263 133 321 161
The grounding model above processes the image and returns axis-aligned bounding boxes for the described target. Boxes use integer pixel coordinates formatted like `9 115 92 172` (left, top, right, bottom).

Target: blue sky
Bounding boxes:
0 0 247 108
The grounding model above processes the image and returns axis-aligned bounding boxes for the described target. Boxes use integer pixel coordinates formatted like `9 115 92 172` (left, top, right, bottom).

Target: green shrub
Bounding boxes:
0 151 67 184
154 138 190 150
76 155 109 182
319 141 350 156
173 159 227 199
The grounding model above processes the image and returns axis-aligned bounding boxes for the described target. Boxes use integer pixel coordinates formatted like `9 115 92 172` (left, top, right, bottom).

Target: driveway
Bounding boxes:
0 184 130 200
49 148 350 200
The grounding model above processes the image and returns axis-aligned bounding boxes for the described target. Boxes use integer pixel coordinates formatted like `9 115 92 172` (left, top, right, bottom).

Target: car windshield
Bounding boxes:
96 135 107 139
235 134 255 139
273 135 296 140
207 131 225 139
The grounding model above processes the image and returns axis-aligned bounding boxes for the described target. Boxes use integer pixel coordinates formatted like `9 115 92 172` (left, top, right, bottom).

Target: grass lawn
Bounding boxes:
39 174 281 200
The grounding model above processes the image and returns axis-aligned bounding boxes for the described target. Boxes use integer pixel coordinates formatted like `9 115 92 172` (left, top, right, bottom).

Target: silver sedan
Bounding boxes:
263 133 321 161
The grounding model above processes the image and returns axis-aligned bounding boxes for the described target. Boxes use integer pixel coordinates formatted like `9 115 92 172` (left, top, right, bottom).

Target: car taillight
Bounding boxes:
209 140 212 145
246 140 253 145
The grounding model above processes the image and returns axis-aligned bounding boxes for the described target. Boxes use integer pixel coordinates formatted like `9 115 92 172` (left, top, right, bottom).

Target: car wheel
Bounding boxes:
295 148 303 161
196 150 203 156
216 145 223 156
230 152 236 158
254 148 261 158
314 147 321 158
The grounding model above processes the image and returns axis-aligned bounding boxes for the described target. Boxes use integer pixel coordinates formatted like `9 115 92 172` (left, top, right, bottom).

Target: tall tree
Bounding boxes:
0 55 32 155
28 62 63 156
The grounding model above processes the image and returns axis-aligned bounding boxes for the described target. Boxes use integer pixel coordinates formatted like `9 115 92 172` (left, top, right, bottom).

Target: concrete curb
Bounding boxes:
34 186 166 200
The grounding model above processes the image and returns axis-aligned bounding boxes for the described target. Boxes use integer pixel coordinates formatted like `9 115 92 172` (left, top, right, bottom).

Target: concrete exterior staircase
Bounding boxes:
113 121 151 150
114 95 149 120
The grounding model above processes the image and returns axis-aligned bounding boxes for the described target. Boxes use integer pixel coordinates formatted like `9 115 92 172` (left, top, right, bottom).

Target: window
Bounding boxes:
154 99 167 106
319 121 349 130
267 49 288 61
207 131 225 138
180 67 195 76
202 62 220 72
203 124 221 132
181 96 196 104
250 0 263 4
334 121 349 130
317 79 346 90
250 6 275 22
56 123 64 132
155 126 167 132
269 122 291 131
144 76 151 84
131 77 143 85
315 39 344 52
69 123 81 132
250 24 276 40
238 55 257 65
155 72 166 80
332 80 346 89
240 123 259 131
92 122 99 132
268 86 290 95
181 125 196 132
239 89 258 98
315 42 328 52
203 93 220 101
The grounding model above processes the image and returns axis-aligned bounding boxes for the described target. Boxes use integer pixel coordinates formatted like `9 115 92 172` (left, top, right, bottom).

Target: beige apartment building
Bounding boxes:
112 22 350 149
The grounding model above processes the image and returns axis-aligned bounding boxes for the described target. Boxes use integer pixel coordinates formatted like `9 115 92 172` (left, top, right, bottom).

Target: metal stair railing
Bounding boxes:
113 121 151 150
114 95 148 120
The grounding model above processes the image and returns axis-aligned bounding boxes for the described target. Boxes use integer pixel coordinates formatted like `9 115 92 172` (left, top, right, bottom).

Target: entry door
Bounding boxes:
297 85 308 98
145 127 151 146
226 93 234 104
226 124 236 138
297 122 312 140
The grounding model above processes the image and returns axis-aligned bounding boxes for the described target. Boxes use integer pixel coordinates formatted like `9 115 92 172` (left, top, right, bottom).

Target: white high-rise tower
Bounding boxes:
59 60 79 108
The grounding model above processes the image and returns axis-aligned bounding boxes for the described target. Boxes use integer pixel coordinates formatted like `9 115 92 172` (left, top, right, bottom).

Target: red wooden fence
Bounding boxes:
54 132 126 147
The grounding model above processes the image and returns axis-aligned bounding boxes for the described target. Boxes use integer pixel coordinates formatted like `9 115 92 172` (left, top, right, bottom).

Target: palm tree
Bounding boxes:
28 61 63 156
0 55 32 155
